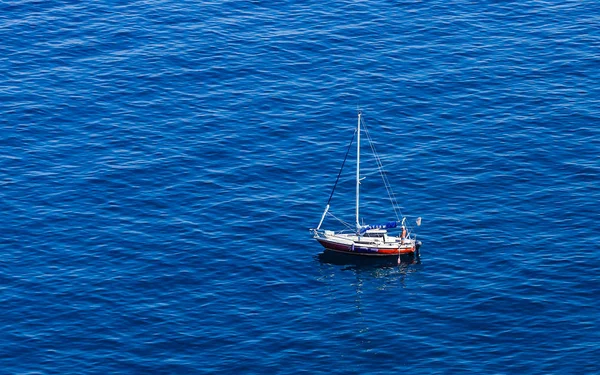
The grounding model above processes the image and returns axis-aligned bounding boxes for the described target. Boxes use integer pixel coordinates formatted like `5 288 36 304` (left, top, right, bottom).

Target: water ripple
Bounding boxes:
1 0 599 373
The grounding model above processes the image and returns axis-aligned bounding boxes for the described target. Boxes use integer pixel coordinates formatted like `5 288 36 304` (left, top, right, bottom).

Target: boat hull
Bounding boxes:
316 238 416 257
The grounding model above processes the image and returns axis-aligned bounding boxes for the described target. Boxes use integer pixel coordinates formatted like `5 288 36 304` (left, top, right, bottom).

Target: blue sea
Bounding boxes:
1 0 599 373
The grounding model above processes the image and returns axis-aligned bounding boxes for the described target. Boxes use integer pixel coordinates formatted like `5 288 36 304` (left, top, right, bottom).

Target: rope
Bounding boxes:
327 211 355 231
326 128 357 206
361 116 404 222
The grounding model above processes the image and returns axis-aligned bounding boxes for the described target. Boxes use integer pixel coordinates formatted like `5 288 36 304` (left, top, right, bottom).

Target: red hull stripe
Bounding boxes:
317 239 415 256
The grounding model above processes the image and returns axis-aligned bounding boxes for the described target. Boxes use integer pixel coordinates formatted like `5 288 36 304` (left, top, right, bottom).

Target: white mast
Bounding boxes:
356 111 361 231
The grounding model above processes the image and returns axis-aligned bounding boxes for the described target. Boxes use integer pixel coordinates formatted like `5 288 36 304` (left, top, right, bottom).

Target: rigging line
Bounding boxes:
325 128 357 206
327 211 355 231
361 118 396 205
364 120 402 219
363 122 396 216
361 117 404 221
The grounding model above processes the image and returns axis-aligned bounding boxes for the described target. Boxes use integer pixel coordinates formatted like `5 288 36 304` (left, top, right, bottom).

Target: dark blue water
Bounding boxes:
1 1 599 373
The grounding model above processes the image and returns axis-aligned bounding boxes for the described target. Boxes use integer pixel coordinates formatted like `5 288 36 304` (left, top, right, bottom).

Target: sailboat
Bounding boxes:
311 112 422 257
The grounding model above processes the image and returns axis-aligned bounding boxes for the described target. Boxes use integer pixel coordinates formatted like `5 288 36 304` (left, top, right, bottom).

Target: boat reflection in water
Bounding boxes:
315 249 422 309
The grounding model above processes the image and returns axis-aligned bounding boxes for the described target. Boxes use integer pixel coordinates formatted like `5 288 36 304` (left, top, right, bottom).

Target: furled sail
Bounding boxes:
360 221 398 233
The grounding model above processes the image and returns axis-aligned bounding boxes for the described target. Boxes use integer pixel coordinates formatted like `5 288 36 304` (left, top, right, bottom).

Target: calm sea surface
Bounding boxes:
1 0 599 373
